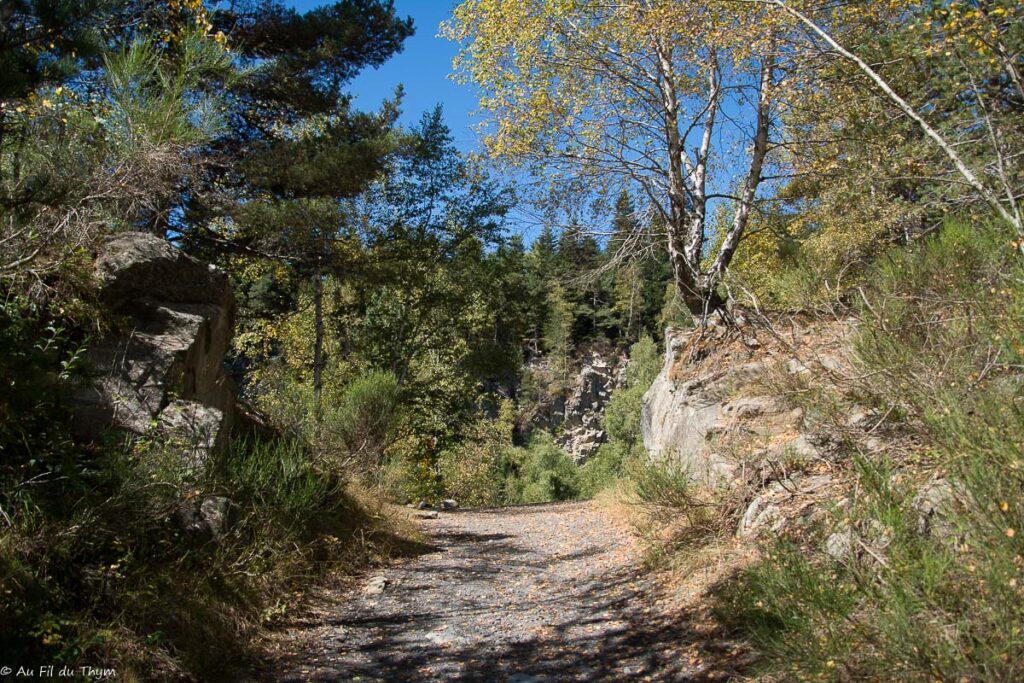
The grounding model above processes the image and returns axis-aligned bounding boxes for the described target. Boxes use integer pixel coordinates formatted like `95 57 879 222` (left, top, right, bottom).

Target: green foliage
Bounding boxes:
718 454 1024 681
625 456 743 567
223 0 413 117
543 282 574 383
184 0 416 263
512 433 581 504
216 438 342 540
0 429 395 678
0 0 118 100
0 298 86 473
436 407 580 507
103 29 233 149
0 4 418 675
2 25 230 289
251 356 401 477
631 458 697 510
324 371 401 467
603 335 659 443
578 441 631 499
231 108 520 460
435 401 519 507
722 0 1024 310
579 335 660 496
606 193 675 342
717 218 1024 680
515 195 671 358
658 281 693 331
853 219 1022 409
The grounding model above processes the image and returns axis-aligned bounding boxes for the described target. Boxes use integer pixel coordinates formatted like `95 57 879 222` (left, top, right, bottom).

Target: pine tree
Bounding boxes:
523 225 557 354
1 0 121 101
183 0 414 417
608 192 641 342
543 282 573 385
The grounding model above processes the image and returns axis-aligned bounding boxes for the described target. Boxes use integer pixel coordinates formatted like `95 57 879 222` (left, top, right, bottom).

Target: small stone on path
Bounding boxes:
364 576 389 595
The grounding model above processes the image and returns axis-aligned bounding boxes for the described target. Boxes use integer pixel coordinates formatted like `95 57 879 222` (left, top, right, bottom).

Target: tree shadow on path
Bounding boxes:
263 506 750 682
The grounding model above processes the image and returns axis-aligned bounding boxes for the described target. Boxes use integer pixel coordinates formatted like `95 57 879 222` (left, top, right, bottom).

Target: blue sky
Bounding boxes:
281 1 757 244
289 0 479 152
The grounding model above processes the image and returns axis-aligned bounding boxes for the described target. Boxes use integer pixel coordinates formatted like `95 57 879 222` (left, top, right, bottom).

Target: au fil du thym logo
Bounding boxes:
0 665 117 679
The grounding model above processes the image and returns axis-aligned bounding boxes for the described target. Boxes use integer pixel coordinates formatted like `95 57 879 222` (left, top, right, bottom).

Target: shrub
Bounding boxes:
603 335 660 443
218 437 340 536
629 457 744 564
716 218 1024 680
578 441 631 498
435 401 519 507
515 433 581 503
317 370 400 474
0 427 401 679
253 368 400 481
579 335 661 496
435 403 584 507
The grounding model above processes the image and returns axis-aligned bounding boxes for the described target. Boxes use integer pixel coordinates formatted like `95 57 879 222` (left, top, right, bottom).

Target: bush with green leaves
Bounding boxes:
436 405 580 506
2 29 230 298
579 335 661 496
512 433 582 504
0 430 391 678
435 401 519 507
578 441 631 499
317 370 401 474
253 367 401 480
717 218 1024 680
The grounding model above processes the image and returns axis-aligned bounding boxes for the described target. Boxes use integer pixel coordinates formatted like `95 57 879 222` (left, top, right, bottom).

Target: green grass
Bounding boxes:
0 430 407 679
714 218 1024 681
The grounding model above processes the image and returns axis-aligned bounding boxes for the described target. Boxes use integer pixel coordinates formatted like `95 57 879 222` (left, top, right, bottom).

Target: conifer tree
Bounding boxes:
523 225 557 354
543 282 573 385
185 0 414 417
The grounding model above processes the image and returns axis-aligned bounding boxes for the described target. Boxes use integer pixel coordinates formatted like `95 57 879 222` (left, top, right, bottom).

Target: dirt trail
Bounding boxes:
262 501 740 682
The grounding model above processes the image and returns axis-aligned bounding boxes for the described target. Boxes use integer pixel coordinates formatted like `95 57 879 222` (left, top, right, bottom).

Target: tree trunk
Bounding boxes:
665 213 727 319
709 54 774 281
313 265 324 423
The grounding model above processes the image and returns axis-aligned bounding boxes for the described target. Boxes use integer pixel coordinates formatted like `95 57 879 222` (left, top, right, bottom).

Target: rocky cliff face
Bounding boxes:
640 322 850 537
556 354 623 462
641 327 811 483
71 232 236 468
637 316 961 596
525 352 624 463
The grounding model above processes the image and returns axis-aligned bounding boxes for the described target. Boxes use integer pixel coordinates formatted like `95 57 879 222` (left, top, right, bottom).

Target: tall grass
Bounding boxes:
0 430 404 679
716 219 1024 680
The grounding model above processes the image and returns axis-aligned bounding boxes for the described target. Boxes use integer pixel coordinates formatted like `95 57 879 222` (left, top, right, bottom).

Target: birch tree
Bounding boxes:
748 0 1023 244
444 0 783 317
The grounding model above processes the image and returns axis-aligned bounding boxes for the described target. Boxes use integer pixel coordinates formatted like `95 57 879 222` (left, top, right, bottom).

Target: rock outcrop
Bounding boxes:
556 354 620 463
523 352 623 463
641 327 817 486
175 495 235 542
633 313 973 621
71 232 236 469
640 321 856 539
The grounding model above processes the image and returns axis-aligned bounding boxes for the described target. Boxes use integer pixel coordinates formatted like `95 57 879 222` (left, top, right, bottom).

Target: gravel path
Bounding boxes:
262 501 734 682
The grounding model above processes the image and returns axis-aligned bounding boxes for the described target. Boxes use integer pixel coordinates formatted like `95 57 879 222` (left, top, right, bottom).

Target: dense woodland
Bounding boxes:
1 0 1022 679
